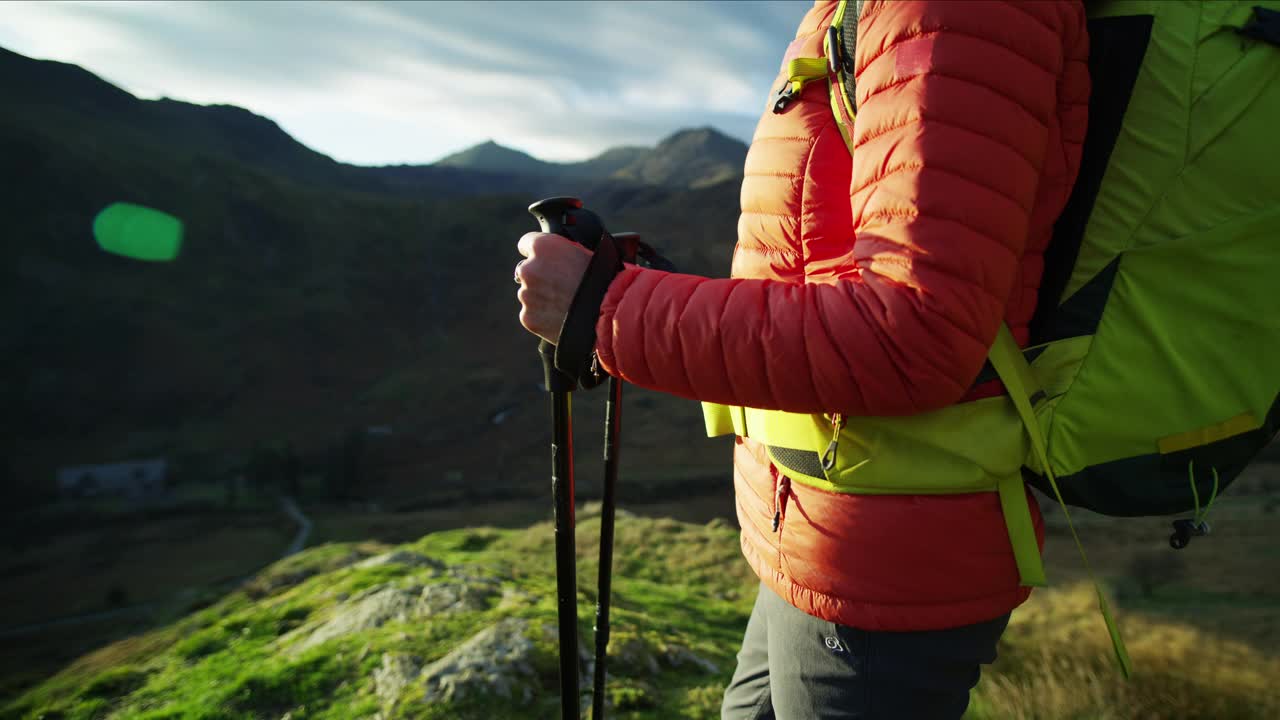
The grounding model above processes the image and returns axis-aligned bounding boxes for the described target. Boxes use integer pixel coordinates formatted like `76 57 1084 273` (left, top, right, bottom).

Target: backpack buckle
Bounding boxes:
826 26 841 74
771 82 797 113
1169 518 1210 549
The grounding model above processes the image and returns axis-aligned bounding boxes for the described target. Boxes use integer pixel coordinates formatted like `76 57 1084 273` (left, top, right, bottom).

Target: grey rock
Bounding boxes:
662 644 719 675
420 618 539 705
299 586 420 650
601 636 717 677
356 550 445 572
446 563 508 585
418 580 498 616
611 637 659 675
288 561 510 653
373 652 422 711
496 586 535 612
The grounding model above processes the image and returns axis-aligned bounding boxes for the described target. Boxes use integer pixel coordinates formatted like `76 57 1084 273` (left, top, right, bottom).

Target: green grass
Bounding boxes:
963 581 1280 720
5 497 1279 720
3 513 751 720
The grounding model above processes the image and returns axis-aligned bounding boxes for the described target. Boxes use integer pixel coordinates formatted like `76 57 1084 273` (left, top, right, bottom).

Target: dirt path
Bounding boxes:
280 496 312 557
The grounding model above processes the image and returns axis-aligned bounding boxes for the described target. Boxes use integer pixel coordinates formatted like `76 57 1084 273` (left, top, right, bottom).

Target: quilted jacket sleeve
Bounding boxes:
595 0 1087 416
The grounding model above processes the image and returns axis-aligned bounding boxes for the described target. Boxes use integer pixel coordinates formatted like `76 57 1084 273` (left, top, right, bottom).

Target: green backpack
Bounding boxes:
775 0 1280 674
980 0 1280 551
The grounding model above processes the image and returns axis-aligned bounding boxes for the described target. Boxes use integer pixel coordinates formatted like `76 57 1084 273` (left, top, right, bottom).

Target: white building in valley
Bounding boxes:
56 459 169 500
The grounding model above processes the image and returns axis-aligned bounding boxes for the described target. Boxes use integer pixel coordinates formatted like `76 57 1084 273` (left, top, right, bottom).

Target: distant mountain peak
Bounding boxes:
612 127 748 190
665 125 727 139
655 126 744 151
434 140 546 174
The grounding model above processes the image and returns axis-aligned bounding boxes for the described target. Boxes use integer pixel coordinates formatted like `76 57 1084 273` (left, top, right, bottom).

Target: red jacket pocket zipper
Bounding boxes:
772 476 791 532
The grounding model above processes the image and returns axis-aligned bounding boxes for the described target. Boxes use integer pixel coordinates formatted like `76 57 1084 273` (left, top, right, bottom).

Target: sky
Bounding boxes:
1 0 812 166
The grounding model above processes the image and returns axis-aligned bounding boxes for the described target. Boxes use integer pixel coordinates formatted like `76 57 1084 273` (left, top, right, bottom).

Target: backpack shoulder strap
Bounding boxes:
989 324 1133 678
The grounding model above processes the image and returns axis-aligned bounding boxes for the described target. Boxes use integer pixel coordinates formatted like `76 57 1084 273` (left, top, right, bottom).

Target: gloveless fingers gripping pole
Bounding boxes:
528 197 592 394
527 196 592 720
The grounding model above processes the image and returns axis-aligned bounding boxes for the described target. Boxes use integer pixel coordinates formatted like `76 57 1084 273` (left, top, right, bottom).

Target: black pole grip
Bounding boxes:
529 196 606 250
528 196 580 237
530 198 583 393
529 197 610 392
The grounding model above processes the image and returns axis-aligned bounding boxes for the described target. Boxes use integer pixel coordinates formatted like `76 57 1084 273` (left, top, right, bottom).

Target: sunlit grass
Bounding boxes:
4 494 1278 719
968 582 1280 719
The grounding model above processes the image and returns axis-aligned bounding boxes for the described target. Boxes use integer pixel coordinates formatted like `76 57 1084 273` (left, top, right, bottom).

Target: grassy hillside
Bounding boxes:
1 510 757 720
4 489 1279 719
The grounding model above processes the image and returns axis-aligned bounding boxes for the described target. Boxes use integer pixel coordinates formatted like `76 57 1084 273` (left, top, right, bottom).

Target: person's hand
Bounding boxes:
515 232 592 344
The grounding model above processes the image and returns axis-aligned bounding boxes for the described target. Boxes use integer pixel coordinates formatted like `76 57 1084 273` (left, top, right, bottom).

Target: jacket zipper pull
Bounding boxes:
772 476 791 532
821 414 844 472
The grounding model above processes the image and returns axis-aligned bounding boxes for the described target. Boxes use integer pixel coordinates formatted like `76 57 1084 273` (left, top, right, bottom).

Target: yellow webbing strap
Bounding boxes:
785 57 831 94
703 401 735 437
703 401 749 439
702 403 831 454
1157 411 1260 454
988 324 1133 677
998 473 1046 587
826 0 857 153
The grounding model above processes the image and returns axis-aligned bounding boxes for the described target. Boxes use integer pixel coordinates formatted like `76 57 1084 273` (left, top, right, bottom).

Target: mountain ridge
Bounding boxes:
434 127 747 189
3 45 746 193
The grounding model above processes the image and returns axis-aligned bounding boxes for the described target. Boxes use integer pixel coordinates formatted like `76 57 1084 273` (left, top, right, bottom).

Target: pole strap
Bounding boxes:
555 231 624 386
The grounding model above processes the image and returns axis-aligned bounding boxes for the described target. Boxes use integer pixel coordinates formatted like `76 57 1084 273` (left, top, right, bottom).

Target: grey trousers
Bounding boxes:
720 583 1010 720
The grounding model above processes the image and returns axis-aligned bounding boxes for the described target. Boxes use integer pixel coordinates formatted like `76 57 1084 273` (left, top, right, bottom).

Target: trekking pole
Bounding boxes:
591 373 621 719
527 196 610 720
526 201 671 719
545 359 579 720
590 232 640 719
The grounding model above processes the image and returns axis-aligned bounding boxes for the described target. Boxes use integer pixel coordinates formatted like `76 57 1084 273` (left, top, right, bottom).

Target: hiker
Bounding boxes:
517 0 1090 717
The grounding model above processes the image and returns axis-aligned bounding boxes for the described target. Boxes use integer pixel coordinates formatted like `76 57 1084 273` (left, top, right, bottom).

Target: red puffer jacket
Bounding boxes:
595 0 1089 630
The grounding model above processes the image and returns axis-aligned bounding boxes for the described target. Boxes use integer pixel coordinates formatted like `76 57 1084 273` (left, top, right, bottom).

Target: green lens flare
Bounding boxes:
93 202 184 262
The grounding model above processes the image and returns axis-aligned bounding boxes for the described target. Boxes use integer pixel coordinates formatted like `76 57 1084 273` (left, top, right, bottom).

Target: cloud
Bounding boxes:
0 0 810 164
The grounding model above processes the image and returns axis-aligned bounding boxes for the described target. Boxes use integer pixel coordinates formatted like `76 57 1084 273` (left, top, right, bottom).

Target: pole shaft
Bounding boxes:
551 391 579 720
592 377 623 718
